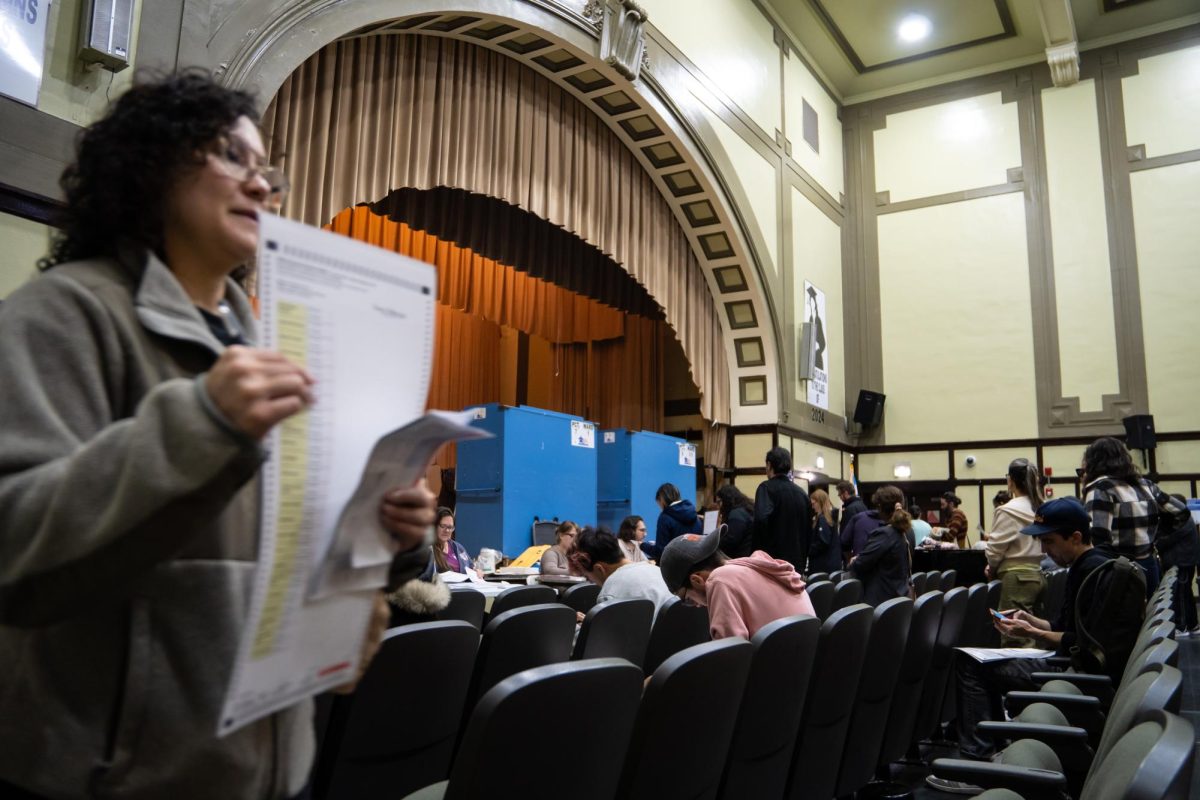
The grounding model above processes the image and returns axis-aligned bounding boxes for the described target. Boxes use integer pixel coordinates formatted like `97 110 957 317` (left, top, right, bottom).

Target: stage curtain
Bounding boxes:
263 33 728 423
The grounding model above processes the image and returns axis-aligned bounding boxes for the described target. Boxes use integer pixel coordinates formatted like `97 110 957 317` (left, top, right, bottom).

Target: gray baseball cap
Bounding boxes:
660 531 721 594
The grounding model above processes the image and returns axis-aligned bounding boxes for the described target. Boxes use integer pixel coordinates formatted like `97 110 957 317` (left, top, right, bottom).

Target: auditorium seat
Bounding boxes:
910 586 968 751
561 581 600 614
464 603 574 712
831 577 864 612
805 579 835 621
486 584 557 620
939 569 958 592
784 604 874 800
571 598 654 665
718 615 820 799
617 639 754 800
437 588 485 630
642 596 711 675
834 596 913 796
313 621 478 800
404 659 643 800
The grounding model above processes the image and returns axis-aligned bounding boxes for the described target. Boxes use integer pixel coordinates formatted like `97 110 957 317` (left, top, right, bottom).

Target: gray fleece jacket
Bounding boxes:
0 252 311 799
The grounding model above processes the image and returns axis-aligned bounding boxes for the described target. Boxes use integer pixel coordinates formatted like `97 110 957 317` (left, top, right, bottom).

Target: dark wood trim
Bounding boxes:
809 0 1016 74
0 183 59 225
855 430 1200 454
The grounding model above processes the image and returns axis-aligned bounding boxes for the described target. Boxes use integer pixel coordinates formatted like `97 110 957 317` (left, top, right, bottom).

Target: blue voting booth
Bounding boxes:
455 404 599 558
597 429 697 533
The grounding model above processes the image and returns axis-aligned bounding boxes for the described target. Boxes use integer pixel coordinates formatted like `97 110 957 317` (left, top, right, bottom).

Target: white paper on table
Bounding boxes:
307 410 493 599
955 647 1057 663
219 214 436 736
703 510 719 535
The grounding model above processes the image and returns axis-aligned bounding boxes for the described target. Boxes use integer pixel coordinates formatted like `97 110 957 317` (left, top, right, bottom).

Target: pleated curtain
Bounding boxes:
262 33 729 424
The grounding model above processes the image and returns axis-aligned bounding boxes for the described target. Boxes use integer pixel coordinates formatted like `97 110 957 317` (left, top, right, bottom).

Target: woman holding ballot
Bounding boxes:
0 72 435 799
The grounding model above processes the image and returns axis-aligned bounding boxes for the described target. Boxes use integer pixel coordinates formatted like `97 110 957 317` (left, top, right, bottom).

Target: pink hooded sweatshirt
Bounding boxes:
704 550 816 640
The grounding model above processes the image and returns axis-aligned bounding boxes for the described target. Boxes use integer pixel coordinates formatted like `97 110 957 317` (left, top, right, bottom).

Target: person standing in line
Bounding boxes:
1158 495 1199 636
849 486 913 606
909 503 933 548
807 489 844 574
641 482 702 560
985 459 1046 647
836 480 868 534
752 447 811 571
714 484 755 559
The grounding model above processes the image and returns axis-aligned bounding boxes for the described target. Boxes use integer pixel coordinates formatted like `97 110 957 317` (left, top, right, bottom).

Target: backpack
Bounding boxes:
1071 556 1146 680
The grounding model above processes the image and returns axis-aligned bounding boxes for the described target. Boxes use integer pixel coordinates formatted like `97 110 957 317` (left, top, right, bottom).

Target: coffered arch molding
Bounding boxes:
210 0 781 426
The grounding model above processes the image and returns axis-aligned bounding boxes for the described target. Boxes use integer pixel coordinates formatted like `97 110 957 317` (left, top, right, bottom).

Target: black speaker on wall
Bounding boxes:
1123 414 1156 449
853 390 886 427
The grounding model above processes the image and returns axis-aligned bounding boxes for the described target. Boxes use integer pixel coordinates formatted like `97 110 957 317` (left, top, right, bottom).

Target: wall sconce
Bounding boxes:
815 454 825 470
893 462 912 479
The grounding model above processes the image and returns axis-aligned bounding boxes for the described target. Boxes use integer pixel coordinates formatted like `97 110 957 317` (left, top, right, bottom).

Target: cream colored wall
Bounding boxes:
877 192 1039 444
1043 444 1086 478
952 447 1037 480
791 188 843 415
791 438 842 479
1130 160 1200 433
37 0 144 126
697 100 780 273
783 54 844 199
1042 79 1119 412
1122 44 1200 158
734 473 762 498
0 214 49 298
1158 442 1200 475
644 0 781 136
1158 481 1193 499
733 432 773 468
857 450 949 482
873 93 1021 203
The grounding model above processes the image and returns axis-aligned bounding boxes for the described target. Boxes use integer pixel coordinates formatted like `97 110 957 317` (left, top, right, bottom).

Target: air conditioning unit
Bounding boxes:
79 0 134 72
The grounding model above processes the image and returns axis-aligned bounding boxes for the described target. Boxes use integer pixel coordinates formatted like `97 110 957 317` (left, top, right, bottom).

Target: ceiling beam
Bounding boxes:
1036 0 1080 86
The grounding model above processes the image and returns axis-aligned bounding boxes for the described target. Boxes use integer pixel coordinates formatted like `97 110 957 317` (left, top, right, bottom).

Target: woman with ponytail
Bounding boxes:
986 458 1046 646
849 485 913 606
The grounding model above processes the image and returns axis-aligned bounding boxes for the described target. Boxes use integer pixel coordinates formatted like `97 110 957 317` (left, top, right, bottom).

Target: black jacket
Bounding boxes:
752 475 811 571
1156 501 1199 569
807 516 844 573
850 525 911 606
719 506 755 558
838 494 869 533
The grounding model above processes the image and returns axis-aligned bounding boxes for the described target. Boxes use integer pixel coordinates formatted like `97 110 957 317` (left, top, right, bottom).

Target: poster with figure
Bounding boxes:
802 280 828 410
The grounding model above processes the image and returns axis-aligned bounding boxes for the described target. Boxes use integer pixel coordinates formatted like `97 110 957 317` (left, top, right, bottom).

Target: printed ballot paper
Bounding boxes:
219 215 488 735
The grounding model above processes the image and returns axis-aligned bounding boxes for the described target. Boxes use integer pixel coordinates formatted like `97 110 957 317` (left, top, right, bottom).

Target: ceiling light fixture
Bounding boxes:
897 14 931 43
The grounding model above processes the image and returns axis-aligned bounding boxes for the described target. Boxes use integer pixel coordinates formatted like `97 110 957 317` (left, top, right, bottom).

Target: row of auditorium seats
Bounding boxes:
929 567 1192 799
313 567 1192 799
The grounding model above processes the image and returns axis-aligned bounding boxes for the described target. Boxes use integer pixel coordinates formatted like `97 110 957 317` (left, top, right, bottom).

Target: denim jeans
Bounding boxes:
954 652 1058 759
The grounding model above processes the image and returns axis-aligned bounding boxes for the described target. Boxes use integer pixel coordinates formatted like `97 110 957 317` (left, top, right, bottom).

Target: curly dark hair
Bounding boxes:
40 71 260 270
1082 436 1140 484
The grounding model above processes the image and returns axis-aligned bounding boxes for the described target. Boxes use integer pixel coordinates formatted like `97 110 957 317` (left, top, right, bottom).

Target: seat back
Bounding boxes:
911 571 929 596
572 598 654 665
806 580 835 621
1088 664 1183 778
315 621 478 800
531 519 560 546
986 579 1002 646
785 604 874 800
487 584 558 619
911 586 968 742
561 582 600 614
939 569 958 592
831 570 848 583
438 588 486 630
1041 568 1070 623
467 604 575 709
832 578 864 612
962 582 991 647
618 639 755 800
807 572 830 584
1079 711 1195 800
835 597 914 796
719 616 821 800
877 591 944 766
445 659 644 800
642 596 712 675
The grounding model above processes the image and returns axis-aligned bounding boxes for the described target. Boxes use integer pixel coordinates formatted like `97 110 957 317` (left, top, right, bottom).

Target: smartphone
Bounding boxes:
990 609 1008 621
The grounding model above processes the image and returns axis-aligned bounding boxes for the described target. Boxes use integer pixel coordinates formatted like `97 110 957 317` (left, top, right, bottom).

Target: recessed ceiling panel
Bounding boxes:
809 0 1015 73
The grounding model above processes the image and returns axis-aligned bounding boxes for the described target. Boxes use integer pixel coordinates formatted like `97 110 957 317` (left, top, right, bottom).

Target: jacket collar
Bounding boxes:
130 249 259 355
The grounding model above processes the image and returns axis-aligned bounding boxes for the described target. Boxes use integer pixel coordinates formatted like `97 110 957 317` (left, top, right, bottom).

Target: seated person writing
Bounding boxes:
659 532 815 640
540 520 579 576
569 527 673 622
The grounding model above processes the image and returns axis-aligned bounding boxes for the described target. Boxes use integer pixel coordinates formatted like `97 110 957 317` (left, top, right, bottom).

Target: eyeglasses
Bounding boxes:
437 523 455 531
209 136 290 202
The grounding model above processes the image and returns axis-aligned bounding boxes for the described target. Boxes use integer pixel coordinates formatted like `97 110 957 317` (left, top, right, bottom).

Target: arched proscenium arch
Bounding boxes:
210 0 779 425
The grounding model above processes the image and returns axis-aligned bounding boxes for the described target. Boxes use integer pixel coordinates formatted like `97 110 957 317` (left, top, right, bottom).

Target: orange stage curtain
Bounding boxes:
326 206 665 467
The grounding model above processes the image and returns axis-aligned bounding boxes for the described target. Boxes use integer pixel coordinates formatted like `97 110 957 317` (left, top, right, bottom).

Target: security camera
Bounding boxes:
965 455 977 468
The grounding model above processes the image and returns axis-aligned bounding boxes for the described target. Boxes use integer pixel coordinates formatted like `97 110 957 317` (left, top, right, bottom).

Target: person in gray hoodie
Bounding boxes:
0 73 435 799
985 459 1045 646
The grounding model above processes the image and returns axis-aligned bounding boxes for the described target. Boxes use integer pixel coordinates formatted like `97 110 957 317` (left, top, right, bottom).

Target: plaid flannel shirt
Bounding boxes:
1083 475 1170 560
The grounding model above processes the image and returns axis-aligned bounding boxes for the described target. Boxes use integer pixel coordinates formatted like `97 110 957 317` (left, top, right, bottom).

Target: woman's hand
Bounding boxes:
379 480 437 552
205 346 316 439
